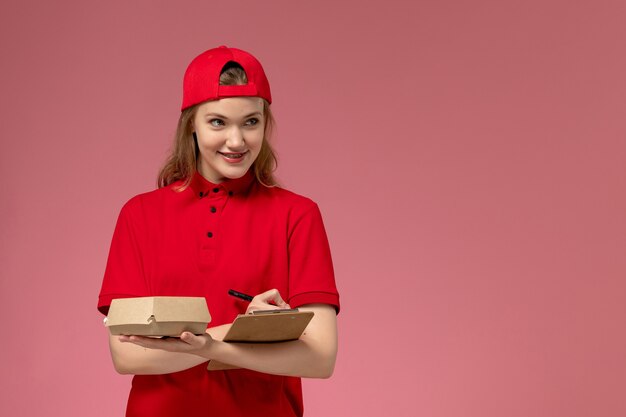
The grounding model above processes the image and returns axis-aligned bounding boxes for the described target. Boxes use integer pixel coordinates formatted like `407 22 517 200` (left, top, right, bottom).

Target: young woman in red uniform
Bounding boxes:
98 46 340 417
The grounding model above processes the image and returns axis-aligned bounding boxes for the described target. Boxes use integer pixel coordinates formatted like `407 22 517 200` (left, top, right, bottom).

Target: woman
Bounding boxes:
98 46 340 417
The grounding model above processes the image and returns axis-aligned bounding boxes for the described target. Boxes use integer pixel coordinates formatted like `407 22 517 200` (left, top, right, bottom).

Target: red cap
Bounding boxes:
181 45 272 111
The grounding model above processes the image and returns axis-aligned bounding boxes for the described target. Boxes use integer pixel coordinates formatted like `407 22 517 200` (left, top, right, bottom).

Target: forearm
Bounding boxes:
109 324 231 375
208 336 336 378
206 305 338 378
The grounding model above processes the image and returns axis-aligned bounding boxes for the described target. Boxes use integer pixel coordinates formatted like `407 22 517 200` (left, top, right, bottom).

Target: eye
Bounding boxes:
208 118 225 127
245 118 259 126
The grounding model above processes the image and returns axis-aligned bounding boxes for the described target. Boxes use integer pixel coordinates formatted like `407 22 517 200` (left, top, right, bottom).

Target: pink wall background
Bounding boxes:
1 0 625 416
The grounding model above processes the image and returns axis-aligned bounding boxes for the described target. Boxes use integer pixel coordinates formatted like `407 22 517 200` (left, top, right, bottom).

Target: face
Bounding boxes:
192 97 265 183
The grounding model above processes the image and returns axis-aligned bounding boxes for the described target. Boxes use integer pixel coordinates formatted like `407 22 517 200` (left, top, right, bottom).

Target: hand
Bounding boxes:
246 288 291 314
119 331 214 359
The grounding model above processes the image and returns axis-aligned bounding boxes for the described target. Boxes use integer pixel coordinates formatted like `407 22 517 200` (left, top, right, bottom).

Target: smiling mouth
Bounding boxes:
218 151 247 159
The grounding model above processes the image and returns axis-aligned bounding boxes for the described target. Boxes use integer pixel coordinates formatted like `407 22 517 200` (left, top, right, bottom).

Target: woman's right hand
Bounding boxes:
245 288 290 314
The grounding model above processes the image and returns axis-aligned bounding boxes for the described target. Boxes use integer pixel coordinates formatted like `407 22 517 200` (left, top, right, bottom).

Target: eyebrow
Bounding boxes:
203 112 262 119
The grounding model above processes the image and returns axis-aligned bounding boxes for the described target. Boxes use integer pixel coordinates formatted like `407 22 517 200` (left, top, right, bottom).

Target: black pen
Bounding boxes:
228 289 253 302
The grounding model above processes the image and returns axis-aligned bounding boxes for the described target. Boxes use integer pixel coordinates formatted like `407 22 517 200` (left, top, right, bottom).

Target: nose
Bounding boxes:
226 126 245 149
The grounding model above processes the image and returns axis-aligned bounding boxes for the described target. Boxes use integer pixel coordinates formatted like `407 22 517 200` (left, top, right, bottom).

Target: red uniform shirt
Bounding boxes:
98 171 340 417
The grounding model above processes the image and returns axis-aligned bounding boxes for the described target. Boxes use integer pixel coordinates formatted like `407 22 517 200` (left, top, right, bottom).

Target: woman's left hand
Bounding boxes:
246 288 290 314
119 331 214 359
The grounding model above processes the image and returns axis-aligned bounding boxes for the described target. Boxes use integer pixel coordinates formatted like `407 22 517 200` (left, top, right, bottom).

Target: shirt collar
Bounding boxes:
188 170 255 199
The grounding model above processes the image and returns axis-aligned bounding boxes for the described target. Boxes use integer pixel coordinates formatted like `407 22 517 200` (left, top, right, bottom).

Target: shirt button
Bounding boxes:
207 232 213 238
199 192 204 197
213 187 220 193
210 206 217 213
228 191 234 196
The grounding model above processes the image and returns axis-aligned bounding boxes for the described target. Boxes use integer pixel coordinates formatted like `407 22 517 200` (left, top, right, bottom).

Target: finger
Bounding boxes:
259 288 290 308
122 335 191 352
180 332 205 347
246 302 282 314
246 301 291 314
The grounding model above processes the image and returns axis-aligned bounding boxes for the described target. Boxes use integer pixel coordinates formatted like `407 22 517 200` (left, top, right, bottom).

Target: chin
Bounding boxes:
221 167 250 179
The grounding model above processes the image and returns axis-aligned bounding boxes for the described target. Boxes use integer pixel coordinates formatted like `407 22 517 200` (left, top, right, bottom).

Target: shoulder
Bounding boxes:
117 183 187 218
259 185 316 206
252 184 320 215
249 184 326 232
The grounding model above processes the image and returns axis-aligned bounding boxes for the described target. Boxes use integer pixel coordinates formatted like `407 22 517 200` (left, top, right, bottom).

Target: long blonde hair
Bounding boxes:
158 65 278 189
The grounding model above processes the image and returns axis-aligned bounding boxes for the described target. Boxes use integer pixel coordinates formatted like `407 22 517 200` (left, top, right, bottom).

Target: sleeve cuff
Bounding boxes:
289 291 340 314
97 293 142 315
